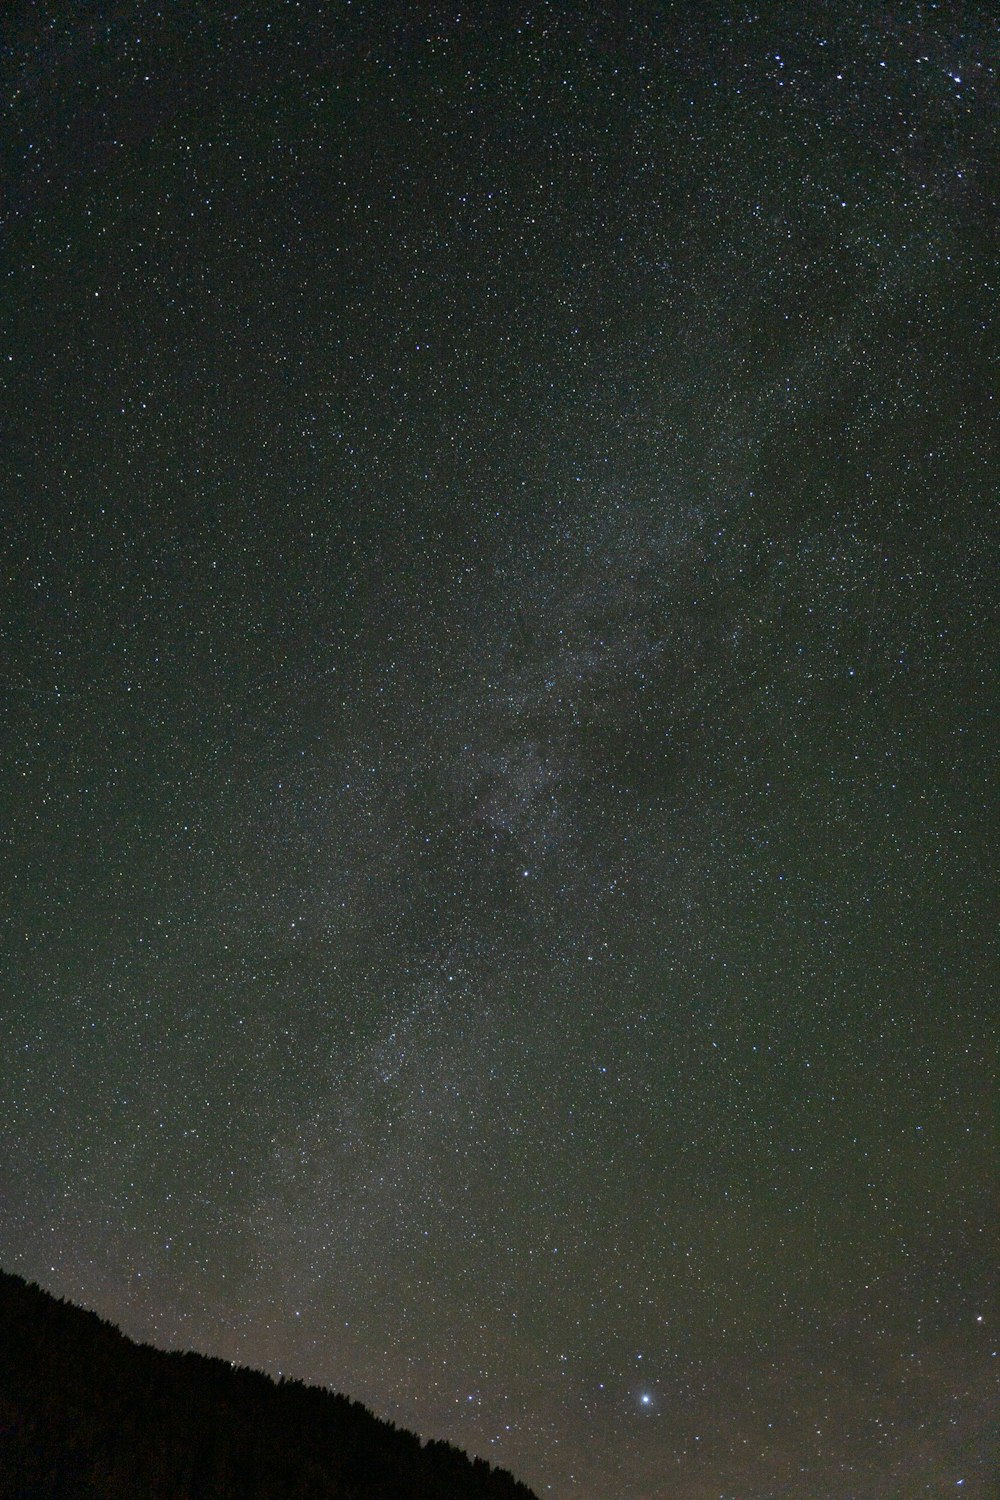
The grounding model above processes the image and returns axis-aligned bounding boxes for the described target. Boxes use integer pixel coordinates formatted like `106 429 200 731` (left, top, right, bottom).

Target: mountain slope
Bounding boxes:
0 1269 539 1500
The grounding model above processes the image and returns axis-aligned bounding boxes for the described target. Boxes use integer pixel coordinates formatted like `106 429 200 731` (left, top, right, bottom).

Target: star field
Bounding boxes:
1 4 996 1497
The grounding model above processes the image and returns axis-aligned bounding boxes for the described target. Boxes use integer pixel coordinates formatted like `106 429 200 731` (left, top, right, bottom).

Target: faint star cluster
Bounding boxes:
1 4 996 1499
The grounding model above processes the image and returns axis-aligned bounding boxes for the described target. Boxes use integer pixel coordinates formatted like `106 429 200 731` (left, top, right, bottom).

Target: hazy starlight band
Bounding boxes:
1 4 993 1497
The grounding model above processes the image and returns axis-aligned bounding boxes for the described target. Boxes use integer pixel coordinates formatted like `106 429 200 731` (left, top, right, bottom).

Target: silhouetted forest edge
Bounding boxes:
0 1268 539 1500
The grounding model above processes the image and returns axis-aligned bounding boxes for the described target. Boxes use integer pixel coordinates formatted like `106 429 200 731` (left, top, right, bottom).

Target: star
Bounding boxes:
1 5 992 1499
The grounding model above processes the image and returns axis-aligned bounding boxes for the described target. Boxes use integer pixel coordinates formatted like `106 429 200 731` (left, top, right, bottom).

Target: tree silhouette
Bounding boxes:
0 1270 539 1500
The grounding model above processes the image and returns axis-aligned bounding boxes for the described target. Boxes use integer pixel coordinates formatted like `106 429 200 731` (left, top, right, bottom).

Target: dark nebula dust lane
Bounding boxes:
1 4 996 1497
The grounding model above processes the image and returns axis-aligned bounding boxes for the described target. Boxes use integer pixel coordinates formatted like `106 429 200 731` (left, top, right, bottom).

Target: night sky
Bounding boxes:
2 4 997 1497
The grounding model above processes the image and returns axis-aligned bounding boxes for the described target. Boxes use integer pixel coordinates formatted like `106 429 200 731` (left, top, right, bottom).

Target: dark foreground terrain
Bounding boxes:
0 1270 538 1500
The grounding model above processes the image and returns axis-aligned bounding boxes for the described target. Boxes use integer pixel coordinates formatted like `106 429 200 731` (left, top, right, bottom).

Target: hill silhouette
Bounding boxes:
0 1269 539 1500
